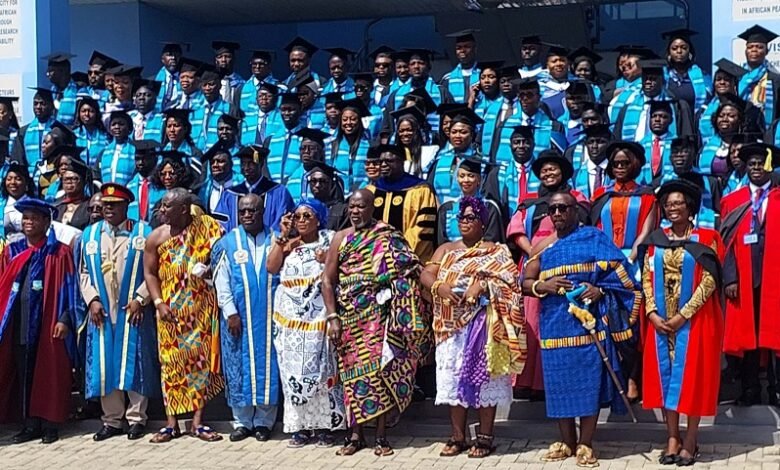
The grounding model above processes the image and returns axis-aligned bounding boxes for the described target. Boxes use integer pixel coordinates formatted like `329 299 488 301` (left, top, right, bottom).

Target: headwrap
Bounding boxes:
458 195 489 227
295 198 329 230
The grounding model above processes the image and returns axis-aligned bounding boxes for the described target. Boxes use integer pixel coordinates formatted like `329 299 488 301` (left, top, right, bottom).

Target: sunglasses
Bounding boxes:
548 204 574 215
293 212 314 221
456 214 480 223
239 208 259 215
611 160 631 169
354 85 369 91
663 201 687 210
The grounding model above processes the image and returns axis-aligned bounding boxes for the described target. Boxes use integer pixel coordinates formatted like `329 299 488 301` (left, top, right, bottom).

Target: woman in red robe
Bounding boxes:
641 180 723 466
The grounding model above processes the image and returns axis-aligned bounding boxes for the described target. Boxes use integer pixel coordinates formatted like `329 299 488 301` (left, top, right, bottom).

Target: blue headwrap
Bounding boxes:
295 198 329 229
458 195 489 227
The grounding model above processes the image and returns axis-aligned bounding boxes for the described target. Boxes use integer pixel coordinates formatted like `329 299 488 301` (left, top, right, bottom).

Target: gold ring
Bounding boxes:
557 287 567 296
467 296 476 304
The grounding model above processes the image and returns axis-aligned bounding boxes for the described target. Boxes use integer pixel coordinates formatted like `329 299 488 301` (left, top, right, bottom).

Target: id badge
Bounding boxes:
744 233 758 245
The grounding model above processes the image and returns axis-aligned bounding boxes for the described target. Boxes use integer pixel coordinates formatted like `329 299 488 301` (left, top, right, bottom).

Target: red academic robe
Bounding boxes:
721 187 780 355
0 239 75 423
642 228 724 416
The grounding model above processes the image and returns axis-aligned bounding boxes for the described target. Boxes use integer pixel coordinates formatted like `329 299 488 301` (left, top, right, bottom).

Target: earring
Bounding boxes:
688 215 694 221
688 53 693 61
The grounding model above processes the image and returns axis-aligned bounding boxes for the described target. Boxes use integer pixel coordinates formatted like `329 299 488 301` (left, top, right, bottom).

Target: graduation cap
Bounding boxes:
450 108 484 127
71 72 88 85
178 57 203 74
544 44 569 58
132 139 160 155
291 74 317 93
199 64 223 83
606 140 646 167
568 47 602 65
49 121 77 144
436 103 469 117
532 149 573 180
279 92 302 106
714 58 748 80
391 50 411 63
350 72 374 85
511 125 535 139
132 78 162 95
718 92 747 112
284 36 318 55
336 98 371 118
62 155 92 182
640 59 666 75
236 145 270 163
250 50 274 63
108 109 133 126
28 86 54 102
738 24 778 44
390 104 427 125
511 77 540 90
662 28 698 43
581 101 608 116
405 48 433 63
323 92 343 104
295 128 330 146
614 44 658 59
459 156 496 175
325 48 356 61
476 61 504 72
202 140 232 161
212 40 240 55
648 99 674 114
370 143 405 159
218 111 243 129
100 183 135 203
520 35 542 46
304 159 339 178
50 144 86 161
565 80 593 98
156 150 189 166
106 64 144 78
738 142 780 170
446 29 480 43
162 108 193 122
160 42 187 54
89 50 120 69
41 52 75 65
404 87 437 115
15 197 57 219
370 45 395 60
655 178 702 213
583 123 612 138
670 135 699 153
498 65 520 79
258 81 280 95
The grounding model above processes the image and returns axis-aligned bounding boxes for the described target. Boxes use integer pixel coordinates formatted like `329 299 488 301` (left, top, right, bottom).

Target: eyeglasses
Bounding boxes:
374 62 391 68
354 85 369 92
379 157 400 165
611 160 631 169
548 204 574 215
308 177 330 186
456 214 480 223
294 212 314 221
160 170 176 178
663 201 687 210
239 208 259 215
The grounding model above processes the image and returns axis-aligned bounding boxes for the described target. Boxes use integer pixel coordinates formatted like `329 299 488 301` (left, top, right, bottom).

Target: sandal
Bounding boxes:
287 431 311 448
440 439 469 457
316 431 336 448
659 439 681 465
468 433 496 458
336 437 366 456
575 444 600 468
191 425 223 442
542 441 573 462
373 437 394 456
149 427 181 444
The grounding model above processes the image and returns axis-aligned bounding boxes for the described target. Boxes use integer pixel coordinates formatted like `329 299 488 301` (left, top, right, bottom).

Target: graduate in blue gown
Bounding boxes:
370 46 395 109
126 140 162 223
321 48 356 96
637 100 676 185
73 96 111 167
283 37 322 90
661 29 712 112
214 145 294 232
191 66 234 150
172 58 205 111
469 61 505 158
538 45 573 120
154 42 183 112
128 79 164 143
83 51 119 109
441 29 481 104
212 41 245 110
239 50 281 116
241 82 283 147
98 111 136 186
518 35 545 79
328 99 374 193
19 88 58 176
568 47 604 103
427 108 483 204
570 124 612 201
198 142 245 215
42 52 80 127
160 108 204 177
265 93 305 185
285 128 331 202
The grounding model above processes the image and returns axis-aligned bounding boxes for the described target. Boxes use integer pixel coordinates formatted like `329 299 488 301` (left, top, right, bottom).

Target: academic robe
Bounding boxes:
212 227 280 407
328 134 371 193
720 185 780 354
74 125 111 167
591 182 657 258
493 106 566 166
80 220 159 400
52 80 80 126
154 67 181 112
739 61 780 126
613 92 694 142
0 232 78 423
128 109 164 144
19 117 57 178
126 175 165 223
220 72 246 110
638 133 674 185
213 177 294 233
241 108 283 147
441 64 480 104
191 98 233 150
99 140 136 186
264 124 303 185
238 75 281 115
366 174 438 263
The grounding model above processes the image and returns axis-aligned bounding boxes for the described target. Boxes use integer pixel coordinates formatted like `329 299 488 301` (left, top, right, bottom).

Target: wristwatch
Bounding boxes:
135 295 148 307
153 298 165 307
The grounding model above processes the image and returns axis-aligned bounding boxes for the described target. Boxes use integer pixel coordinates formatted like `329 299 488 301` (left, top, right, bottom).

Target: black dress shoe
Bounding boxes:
253 426 272 442
12 427 42 444
736 390 760 406
41 428 59 444
229 426 253 442
93 425 124 442
127 423 146 440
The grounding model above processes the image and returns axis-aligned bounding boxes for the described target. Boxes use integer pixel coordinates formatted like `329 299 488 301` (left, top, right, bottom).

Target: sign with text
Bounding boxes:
0 0 22 59
732 0 780 22
714 1 780 71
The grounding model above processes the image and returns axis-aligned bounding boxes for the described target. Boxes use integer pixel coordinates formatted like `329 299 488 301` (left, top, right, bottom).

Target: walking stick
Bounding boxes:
566 285 638 423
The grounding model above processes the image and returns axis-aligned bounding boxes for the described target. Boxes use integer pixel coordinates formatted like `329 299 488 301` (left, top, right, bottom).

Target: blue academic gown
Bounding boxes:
99 140 136 185
52 80 80 126
494 108 565 166
81 220 160 399
128 109 165 144
154 67 182 112
328 133 371 193
241 108 283 147
191 98 232 150
214 177 294 233
22 116 57 177
126 175 165 223
265 124 303 184
74 126 111 167
213 226 279 418
442 64 481 104
238 75 281 115
638 133 673 185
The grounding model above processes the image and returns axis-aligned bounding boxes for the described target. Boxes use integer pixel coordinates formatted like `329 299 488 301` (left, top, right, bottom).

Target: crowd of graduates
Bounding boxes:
1 18 780 465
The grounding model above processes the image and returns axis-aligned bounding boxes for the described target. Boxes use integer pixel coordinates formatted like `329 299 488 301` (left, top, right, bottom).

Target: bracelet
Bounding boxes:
531 280 548 298
153 298 164 307
326 312 339 321
430 280 444 296
135 295 147 306
276 236 289 246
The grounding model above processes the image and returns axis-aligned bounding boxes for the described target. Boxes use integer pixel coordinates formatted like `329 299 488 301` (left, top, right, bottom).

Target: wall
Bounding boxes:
69 2 141 71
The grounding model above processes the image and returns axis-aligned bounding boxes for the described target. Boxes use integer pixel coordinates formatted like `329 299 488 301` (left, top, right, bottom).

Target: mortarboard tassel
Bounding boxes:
764 148 773 173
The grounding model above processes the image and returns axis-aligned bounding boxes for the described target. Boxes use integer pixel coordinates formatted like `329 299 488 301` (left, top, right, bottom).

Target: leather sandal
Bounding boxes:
149 427 181 444
439 439 469 457
373 437 394 456
575 444 600 468
336 437 366 456
468 433 496 458
542 441 573 461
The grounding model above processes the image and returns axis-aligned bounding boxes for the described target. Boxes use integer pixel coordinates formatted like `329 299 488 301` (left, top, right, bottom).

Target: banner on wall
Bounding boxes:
0 74 23 119
0 0 22 59
713 0 780 70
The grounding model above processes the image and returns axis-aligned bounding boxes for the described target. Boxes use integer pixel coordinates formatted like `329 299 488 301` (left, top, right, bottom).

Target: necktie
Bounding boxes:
202 105 212 142
135 115 145 140
594 167 603 194
164 76 174 106
139 178 149 220
754 187 765 226
258 115 267 143
518 165 528 202
651 137 662 175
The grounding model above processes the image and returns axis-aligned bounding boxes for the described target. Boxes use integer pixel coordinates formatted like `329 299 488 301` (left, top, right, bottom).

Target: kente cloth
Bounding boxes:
335 222 427 425
537 226 641 418
432 243 527 408
591 182 657 255
81 221 160 400
641 228 723 416
720 187 780 354
0 231 78 423
213 226 279 408
272 230 346 432
366 175 439 263
739 61 779 125
156 213 224 415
